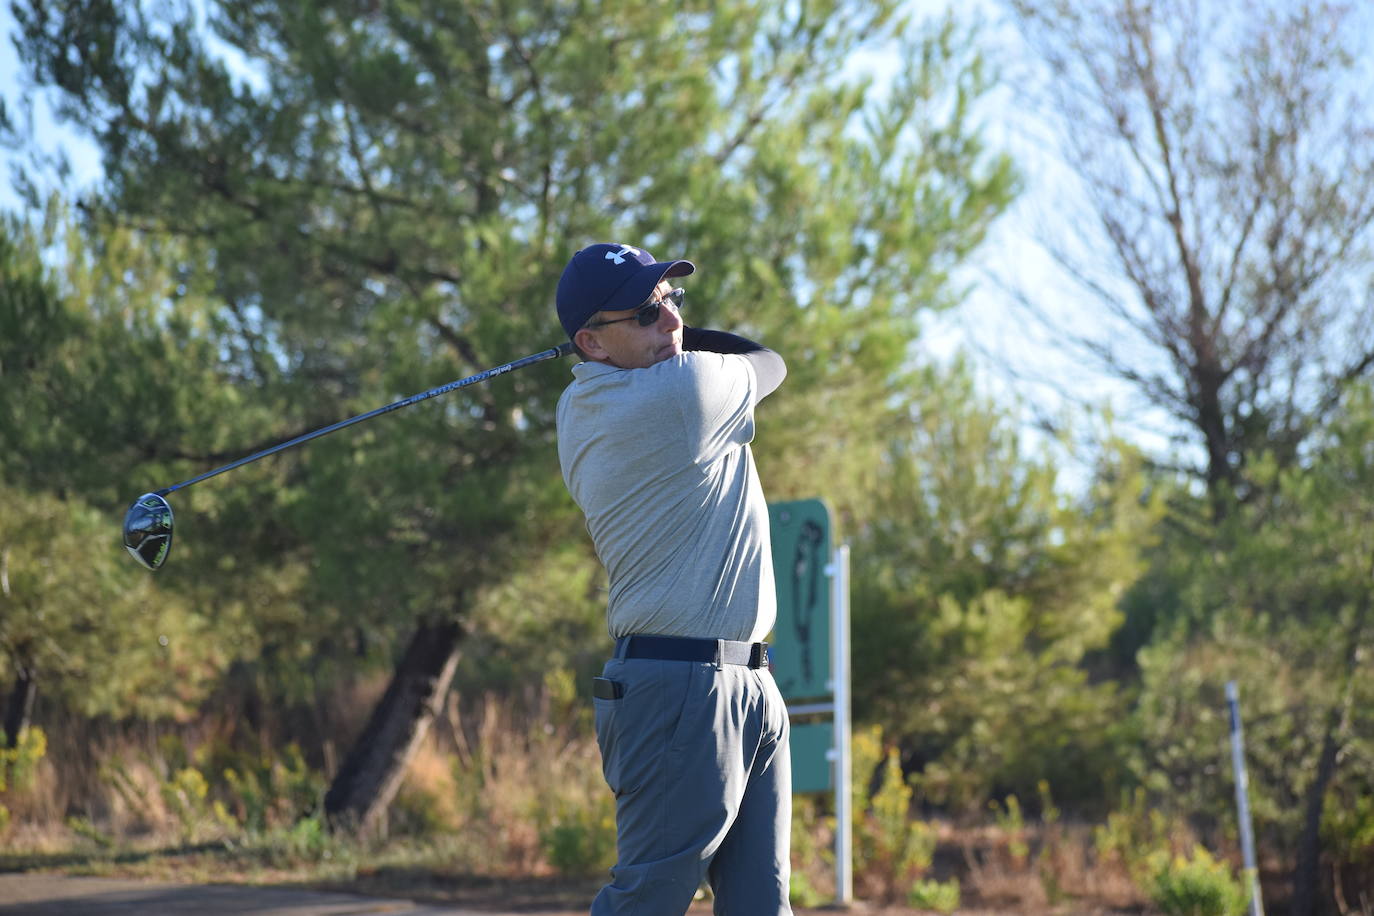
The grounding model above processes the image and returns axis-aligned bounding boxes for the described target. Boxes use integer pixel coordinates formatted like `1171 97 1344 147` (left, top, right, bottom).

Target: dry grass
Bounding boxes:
434 690 612 877
2 692 1175 915
955 821 1142 914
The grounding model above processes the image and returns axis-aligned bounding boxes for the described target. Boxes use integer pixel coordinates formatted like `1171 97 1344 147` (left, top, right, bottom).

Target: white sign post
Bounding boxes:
1226 681 1264 916
827 544 853 905
772 498 852 908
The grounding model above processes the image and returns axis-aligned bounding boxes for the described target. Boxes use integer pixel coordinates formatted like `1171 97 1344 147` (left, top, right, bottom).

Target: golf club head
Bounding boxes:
123 492 174 570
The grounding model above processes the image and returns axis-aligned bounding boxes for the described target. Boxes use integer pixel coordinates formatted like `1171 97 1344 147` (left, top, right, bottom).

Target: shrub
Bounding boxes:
159 766 235 845
790 794 835 904
537 796 616 877
279 814 333 862
990 792 1029 868
448 679 616 875
851 726 941 903
220 743 323 833
0 729 48 837
909 877 961 912
790 869 827 908
0 727 46 793
1035 779 1070 903
1094 786 1176 883
1148 846 1250 916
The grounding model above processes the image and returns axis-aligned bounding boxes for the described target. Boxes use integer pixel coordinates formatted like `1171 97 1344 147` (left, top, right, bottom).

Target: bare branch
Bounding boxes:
1003 0 1374 494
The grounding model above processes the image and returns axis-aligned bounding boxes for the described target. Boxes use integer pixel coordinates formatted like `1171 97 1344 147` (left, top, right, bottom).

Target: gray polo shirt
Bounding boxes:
557 352 776 642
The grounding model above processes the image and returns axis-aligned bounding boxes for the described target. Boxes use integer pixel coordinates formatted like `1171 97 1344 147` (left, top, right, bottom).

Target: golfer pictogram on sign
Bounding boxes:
768 499 832 702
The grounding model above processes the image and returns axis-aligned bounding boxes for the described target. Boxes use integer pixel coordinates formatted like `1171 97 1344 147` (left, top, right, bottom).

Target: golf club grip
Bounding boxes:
158 342 574 496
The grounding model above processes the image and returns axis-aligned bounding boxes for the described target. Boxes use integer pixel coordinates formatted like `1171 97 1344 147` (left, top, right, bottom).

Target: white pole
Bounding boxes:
1226 681 1264 916
830 544 853 905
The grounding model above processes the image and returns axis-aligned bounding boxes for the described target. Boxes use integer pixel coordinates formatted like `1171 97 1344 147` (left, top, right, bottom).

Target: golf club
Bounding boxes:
123 341 574 571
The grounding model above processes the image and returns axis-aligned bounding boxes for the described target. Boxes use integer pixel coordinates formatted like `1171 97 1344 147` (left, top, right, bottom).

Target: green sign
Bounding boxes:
768 499 832 702
790 721 834 793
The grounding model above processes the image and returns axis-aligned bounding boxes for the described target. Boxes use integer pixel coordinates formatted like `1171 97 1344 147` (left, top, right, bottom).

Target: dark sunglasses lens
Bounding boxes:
633 290 683 326
635 303 661 327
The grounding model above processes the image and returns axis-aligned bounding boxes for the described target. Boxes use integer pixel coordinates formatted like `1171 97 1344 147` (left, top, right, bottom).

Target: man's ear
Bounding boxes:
574 327 608 361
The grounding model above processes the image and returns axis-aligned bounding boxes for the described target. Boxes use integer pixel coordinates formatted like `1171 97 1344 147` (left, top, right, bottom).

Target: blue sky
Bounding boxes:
1 5 102 212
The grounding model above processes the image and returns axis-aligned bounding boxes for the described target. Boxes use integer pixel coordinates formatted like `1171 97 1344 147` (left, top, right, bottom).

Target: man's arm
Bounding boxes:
682 326 786 401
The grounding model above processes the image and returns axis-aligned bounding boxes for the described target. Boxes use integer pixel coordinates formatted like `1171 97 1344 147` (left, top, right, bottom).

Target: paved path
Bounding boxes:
0 873 581 915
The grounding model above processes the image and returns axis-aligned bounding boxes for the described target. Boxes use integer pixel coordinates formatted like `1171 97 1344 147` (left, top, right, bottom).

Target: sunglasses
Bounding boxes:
584 287 685 328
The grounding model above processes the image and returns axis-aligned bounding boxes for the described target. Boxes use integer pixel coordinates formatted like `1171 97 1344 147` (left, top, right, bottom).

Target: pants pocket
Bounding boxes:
593 694 623 794
595 659 700 798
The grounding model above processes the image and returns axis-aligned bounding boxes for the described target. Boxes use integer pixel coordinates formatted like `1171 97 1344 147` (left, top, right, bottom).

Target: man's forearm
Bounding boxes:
683 326 786 400
682 326 765 355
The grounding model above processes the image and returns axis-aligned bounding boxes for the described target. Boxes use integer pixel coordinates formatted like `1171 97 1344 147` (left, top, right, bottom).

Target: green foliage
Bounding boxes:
159 766 236 845
1092 789 1248 915
530 670 616 875
1130 386 1374 859
274 815 335 864
225 811 347 869
219 744 323 833
908 877 961 913
1034 780 1072 905
1146 846 1250 916
64 815 114 849
91 735 322 845
0 483 214 719
851 726 940 903
1132 623 1308 835
3 9 1370 909
523 737 617 877
990 794 1029 868
854 375 1155 809
1323 786 1374 865
0 206 302 721
788 869 827 909
0 727 46 794
7 0 1016 747
0 727 47 836
789 794 833 905
536 799 616 878
1093 787 1176 884
438 687 612 874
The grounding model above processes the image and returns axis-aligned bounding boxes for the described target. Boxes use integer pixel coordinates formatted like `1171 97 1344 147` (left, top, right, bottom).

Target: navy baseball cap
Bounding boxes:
556 243 695 339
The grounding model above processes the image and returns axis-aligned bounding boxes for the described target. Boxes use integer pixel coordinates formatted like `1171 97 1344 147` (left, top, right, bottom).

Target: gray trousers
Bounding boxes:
590 653 793 916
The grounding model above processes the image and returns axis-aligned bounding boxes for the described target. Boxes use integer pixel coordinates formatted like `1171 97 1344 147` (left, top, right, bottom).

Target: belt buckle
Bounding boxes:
749 642 768 669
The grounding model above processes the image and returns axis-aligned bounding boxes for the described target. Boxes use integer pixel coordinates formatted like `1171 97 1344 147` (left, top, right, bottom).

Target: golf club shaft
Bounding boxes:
155 342 573 497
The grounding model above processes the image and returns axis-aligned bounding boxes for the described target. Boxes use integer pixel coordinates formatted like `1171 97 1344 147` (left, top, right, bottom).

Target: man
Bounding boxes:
555 242 792 915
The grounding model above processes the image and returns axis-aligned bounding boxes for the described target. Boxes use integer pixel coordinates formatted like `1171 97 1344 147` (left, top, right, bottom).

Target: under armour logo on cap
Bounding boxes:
605 246 641 265
555 242 696 340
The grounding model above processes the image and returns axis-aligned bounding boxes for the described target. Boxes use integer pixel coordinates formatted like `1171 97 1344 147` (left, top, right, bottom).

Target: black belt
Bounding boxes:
615 635 770 669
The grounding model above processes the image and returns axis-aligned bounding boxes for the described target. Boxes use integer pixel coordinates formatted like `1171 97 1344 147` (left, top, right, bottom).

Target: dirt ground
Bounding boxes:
0 870 1150 915
0 873 1154 911
324 869 1147 914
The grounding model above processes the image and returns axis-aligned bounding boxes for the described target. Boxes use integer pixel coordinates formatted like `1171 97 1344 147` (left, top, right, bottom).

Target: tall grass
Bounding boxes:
0 671 614 881
2 679 1266 914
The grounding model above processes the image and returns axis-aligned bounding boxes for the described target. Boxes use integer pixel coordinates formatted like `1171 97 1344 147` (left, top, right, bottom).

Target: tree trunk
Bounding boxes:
1290 603 1366 916
323 618 464 836
3 666 36 749
1290 703 1344 916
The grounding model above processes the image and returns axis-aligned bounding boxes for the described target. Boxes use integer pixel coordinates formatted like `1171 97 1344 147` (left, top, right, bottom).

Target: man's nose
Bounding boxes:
660 302 683 330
